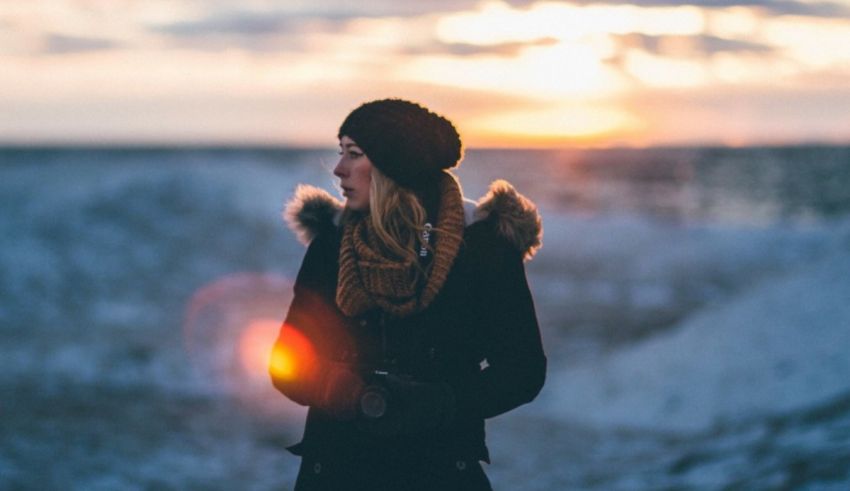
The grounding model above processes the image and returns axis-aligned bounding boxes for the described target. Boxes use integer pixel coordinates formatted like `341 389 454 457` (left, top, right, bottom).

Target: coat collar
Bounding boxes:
283 179 542 260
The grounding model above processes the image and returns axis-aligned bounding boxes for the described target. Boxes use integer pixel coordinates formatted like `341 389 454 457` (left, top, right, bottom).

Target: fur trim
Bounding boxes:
283 184 343 245
284 180 543 259
474 180 543 260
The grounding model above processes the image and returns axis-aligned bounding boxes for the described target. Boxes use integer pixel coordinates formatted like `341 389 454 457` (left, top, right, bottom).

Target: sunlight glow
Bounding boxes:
399 41 625 99
624 50 710 88
468 104 642 145
436 1 705 45
710 53 798 84
762 16 850 68
240 318 283 381
705 7 762 39
344 16 419 50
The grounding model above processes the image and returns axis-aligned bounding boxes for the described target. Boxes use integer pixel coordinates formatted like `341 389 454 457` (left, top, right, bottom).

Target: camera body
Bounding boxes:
348 364 453 436
359 370 393 419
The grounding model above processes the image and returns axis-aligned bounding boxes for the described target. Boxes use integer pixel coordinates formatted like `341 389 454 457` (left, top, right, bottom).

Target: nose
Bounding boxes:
333 157 347 178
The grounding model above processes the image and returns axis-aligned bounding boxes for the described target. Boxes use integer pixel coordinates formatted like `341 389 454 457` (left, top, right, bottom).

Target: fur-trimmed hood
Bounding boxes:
283 179 542 260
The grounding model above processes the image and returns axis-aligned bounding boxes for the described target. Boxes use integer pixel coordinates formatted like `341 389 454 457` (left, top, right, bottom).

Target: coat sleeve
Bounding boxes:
454 231 547 420
269 233 339 407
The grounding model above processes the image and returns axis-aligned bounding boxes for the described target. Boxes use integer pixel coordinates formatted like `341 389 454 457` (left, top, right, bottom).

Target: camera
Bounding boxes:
359 370 393 419
352 366 454 436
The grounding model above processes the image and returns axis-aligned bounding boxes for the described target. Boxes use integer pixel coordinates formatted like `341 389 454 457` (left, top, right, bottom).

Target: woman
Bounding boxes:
270 98 546 491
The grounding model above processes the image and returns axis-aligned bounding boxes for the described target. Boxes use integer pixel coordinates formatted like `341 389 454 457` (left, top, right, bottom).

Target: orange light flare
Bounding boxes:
266 323 317 383
238 317 284 382
183 272 295 396
182 272 330 430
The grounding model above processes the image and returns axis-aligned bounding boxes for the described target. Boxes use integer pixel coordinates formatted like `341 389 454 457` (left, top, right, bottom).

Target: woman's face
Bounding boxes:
334 136 373 211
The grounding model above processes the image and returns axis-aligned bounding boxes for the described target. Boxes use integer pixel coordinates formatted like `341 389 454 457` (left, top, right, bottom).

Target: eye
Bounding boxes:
339 150 363 159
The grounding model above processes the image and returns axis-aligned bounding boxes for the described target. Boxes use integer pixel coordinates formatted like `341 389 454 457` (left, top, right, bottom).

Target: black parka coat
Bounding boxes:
271 179 546 491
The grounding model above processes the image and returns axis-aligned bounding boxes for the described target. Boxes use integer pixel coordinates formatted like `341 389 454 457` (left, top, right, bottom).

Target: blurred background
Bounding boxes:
2 1 850 490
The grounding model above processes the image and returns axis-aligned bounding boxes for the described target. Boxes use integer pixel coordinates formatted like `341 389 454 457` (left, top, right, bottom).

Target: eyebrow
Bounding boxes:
340 143 361 149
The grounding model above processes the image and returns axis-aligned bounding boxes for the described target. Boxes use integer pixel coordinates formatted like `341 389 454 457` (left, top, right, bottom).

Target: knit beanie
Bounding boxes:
337 99 463 189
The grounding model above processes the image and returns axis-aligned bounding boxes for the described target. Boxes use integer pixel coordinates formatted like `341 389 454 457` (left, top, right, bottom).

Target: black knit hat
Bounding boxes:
337 99 463 189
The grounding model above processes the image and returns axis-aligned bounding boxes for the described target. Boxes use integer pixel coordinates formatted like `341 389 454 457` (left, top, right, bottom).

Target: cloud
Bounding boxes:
762 0 850 16
615 33 775 58
566 0 850 18
149 10 349 53
150 6 558 56
150 10 349 38
43 34 119 54
155 13 293 37
285 0 850 19
231 1 538 18
148 0 549 41
403 37 559 57
149 2 474 40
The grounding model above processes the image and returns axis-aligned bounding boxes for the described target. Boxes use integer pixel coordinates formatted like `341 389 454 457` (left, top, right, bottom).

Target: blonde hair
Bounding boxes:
368 167 430 265
342 167 466 289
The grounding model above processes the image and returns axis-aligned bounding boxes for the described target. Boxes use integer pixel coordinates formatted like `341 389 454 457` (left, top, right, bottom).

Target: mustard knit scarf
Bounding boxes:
336 173 465 319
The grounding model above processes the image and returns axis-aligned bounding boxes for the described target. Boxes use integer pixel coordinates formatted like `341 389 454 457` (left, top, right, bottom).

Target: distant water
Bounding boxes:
1 145 849 490
462 145 850 223
3 145 849 223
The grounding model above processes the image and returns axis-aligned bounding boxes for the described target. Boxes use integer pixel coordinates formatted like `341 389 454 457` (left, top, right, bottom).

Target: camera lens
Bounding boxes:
360 386 388 419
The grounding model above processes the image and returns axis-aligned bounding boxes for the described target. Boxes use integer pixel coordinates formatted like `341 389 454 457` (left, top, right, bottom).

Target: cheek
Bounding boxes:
361 172 372 206
356 166 372 187
358 175 371 202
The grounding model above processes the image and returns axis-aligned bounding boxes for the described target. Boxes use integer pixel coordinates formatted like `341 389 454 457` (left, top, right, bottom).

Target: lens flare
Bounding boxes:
268 323 316 382
182 271 340 434
182 272 294 397
238 317 283 381
269 342 296 380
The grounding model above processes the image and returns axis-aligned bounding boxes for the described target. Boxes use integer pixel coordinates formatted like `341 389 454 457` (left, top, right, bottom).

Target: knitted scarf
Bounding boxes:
336 173 465 318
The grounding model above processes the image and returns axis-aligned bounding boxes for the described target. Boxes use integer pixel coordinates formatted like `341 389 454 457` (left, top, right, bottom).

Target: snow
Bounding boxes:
539 221 850 431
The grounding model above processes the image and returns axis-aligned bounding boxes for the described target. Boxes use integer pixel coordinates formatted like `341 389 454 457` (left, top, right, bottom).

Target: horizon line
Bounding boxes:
1 139 848 152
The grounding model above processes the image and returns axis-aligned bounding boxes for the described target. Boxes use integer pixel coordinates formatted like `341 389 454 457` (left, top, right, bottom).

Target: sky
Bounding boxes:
1 0 849 148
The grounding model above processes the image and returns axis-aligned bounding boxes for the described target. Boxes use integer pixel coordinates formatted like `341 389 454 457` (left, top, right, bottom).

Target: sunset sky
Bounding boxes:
2 0 849 147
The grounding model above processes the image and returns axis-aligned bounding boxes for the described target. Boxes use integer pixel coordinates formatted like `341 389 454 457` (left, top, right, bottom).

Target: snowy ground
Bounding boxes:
2 147 849 489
